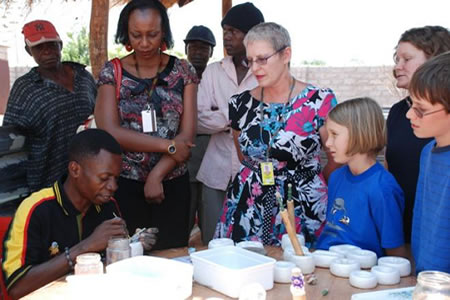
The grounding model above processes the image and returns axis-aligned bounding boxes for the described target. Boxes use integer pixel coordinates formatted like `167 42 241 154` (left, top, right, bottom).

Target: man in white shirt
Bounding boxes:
196 2 264 243
183 25 216 235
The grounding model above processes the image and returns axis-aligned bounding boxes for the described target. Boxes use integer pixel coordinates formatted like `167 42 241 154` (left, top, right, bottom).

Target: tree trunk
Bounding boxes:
89 0 109 79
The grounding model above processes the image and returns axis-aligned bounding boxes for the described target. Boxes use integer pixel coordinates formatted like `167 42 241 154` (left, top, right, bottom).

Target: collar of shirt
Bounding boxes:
53 174 102 216
220 56 254 86
29 61 87 83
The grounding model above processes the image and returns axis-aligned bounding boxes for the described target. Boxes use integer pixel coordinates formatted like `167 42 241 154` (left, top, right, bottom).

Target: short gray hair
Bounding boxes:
244 22 291 51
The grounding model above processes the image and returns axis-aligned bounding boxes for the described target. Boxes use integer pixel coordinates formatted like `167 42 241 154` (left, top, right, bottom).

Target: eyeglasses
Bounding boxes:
406 98 446 119
246 46 287 68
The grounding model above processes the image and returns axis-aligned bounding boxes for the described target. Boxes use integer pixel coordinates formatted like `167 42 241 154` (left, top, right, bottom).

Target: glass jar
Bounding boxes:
106 237 131 265
74 253 103 275
413 271 450 300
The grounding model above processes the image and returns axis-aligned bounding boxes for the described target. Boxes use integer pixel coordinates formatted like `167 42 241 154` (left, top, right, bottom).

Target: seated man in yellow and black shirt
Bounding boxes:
1 129 127 299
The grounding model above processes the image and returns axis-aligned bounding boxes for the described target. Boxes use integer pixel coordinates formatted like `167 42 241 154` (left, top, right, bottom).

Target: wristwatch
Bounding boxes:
167 140 176 155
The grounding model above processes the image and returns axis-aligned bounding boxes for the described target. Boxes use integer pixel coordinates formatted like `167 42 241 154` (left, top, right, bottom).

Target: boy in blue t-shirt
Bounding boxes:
316 97 406 257
407 52 450 274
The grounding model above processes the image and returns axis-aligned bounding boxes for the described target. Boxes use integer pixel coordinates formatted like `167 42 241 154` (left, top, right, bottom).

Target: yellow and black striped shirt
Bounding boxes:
1 177 120 290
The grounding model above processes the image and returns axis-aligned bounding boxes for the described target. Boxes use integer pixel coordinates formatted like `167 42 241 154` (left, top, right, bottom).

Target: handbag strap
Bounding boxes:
111 58 122 102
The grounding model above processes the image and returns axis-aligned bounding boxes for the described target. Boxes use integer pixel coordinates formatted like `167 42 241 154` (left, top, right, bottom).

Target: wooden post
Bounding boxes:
222 0 232 18
222 0 232 56
89 0 109 79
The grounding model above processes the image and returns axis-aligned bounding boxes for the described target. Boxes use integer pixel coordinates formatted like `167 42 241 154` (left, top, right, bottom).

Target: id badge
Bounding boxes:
260 162 275 186
141 107 157 133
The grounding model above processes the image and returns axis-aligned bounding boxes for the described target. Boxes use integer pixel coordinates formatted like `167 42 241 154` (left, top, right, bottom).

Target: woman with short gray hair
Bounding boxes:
214 22 340 246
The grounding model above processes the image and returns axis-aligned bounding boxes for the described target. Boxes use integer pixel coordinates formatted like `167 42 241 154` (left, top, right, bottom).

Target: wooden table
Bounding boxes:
23 246 416 300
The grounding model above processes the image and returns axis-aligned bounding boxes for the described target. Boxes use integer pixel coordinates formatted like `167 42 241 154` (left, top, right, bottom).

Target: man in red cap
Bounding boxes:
3 20 97 193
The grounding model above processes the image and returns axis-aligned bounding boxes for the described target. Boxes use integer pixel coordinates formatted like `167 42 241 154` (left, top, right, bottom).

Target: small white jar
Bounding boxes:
349 270 378 289
236 241 265 255
289 253 315 274
312 250 343 268
208 238 234 249
274 261 296 283
283 246 310 262
281 233 305 250
130 241 144 257
330 258 360 278
329 244 361 257
347 249 378 269
371 265 401 285
378 256 411 277
74 253 103 275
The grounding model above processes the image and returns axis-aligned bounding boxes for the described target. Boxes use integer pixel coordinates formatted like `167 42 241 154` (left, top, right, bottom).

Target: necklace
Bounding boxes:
134 52 162 79
259 76 296 160
134 52 163 99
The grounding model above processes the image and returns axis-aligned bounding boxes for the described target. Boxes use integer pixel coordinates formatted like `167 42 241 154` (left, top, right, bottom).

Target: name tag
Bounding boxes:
260 162 275 186
141 108 157 133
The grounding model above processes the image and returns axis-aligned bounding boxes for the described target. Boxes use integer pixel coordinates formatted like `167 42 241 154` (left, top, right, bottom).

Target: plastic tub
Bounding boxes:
106 255 194 299
190 246 276 298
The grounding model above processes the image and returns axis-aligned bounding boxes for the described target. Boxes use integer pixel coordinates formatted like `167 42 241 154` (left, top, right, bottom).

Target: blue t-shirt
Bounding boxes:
412 141 450 274
317 162 405 257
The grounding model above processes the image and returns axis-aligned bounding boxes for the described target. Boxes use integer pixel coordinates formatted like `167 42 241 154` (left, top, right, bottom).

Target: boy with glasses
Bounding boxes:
407 51 450 274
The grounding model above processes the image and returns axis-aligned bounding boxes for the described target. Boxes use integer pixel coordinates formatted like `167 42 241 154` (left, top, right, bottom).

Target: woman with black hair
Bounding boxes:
95 0 198 250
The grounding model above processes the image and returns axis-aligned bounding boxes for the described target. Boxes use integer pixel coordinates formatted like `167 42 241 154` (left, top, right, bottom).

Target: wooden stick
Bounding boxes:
277 191 303 256
280 210 304 256
287 183 296 230
287 200 296 231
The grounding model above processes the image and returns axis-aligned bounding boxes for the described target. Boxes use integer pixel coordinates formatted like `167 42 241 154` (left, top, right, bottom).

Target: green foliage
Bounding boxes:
62 27 90 65
108 45 128 60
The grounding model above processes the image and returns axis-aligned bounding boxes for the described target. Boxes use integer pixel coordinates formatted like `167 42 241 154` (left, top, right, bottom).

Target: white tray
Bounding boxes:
190 245 276 298
351 286 414 300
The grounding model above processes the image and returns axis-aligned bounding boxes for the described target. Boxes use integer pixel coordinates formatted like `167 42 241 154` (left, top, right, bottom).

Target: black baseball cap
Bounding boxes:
184 25 216 47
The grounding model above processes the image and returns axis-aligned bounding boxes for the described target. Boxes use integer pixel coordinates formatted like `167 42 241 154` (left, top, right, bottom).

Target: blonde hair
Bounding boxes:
328 97 385 157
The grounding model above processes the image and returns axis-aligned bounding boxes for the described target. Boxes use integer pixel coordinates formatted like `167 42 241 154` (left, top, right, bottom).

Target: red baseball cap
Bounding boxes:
22 20 62 47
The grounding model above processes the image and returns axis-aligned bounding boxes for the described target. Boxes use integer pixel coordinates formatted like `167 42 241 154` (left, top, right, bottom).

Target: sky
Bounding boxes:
1 0 450 67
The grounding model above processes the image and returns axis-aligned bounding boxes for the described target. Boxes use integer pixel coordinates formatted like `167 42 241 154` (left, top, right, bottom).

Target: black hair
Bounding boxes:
68 129 122 163
115 0 174 49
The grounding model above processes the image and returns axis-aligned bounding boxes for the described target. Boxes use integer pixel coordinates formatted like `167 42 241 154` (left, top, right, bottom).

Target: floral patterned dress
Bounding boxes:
214 85 337 246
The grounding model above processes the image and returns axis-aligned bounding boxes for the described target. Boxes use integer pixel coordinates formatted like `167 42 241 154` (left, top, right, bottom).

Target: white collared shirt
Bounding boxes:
196 56 258 190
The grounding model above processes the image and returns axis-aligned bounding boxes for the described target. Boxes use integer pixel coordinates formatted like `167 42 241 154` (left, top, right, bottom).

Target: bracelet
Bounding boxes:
65 247 74 271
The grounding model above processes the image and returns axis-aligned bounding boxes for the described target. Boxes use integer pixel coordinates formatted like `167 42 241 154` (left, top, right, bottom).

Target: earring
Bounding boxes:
160 42 167 52
125 44 133 52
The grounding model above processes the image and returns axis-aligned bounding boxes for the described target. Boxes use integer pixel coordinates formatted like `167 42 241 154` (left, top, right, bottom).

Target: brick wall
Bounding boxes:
9 65 408 108
291 65 407 107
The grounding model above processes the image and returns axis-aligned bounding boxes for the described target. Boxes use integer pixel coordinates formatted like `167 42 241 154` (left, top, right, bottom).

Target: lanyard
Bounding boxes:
259 77 296 160
135 52 162 102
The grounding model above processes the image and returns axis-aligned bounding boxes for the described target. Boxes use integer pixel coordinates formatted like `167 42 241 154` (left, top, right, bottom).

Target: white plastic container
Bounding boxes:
106 255 194 299
274 261 296 283
371 265 401 285
190 246 276 298
330 258 360 278
377 256 411 277
312 250 343 268
208 238 234 249
281 233 305 249
329 244 361 257
347 249 378 269
289 253 315 274
349 270 378 289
